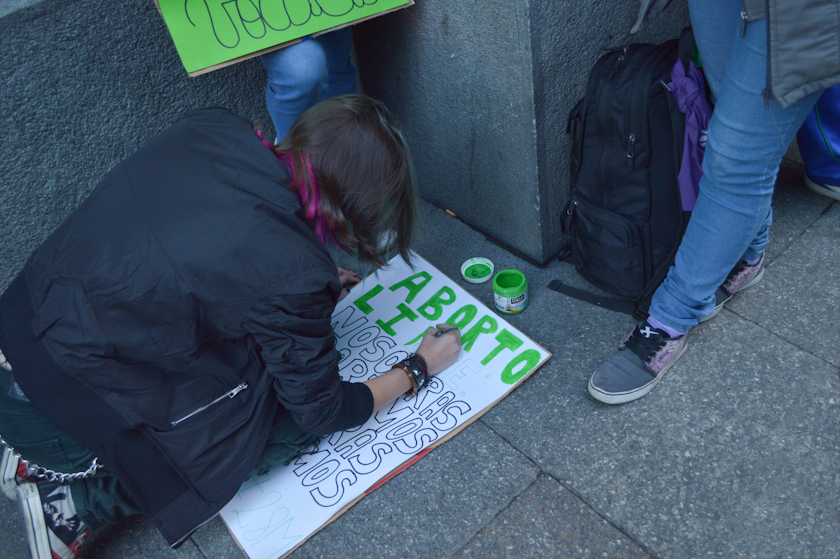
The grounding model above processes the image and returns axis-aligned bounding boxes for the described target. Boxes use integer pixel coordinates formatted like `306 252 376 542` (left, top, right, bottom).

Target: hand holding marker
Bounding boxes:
416 324 461 376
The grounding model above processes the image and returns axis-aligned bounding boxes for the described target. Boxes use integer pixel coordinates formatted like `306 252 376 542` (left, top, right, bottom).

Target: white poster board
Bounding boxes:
220 253 551 558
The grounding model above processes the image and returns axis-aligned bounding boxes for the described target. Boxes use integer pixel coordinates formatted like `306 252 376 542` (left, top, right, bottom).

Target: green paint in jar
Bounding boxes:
492 269 528 314
460 257 494 284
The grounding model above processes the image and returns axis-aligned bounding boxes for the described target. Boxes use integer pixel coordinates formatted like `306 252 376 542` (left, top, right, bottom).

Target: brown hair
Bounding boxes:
272 94 418 267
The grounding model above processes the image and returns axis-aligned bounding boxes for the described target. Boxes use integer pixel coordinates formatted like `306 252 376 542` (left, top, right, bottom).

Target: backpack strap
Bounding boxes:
677 27 696 71
547 280 637 315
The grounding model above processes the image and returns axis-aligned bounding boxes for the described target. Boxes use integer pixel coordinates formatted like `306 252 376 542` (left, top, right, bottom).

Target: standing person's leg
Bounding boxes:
260 27 356 141
652 5 819 329
319 27 357 99
797 85 840 201
589 0 820 404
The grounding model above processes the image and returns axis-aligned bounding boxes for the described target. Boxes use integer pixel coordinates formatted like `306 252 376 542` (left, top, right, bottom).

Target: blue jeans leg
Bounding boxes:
260 27 357 141
649 0 820 331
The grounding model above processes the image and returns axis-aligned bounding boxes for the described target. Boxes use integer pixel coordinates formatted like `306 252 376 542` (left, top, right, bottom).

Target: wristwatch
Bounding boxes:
399 355 428 398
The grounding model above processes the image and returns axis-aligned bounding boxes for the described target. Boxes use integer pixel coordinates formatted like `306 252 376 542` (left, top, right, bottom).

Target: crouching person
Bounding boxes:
0 95 461 558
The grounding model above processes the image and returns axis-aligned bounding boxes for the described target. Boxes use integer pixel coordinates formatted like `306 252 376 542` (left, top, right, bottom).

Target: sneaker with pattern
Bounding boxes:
1 442 37 501
699 252 766 322
589 321 688 404
17 481 91 559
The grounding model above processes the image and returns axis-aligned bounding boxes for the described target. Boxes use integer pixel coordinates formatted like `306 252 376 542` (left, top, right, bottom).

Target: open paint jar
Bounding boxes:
492 269 529 314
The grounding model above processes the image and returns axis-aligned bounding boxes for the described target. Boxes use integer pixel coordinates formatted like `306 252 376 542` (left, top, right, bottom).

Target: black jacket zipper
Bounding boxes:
170 382 248 427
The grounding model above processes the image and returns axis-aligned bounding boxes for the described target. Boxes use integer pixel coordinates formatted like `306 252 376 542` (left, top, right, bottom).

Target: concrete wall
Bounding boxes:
355 0 691 263
354 0 541 259
0 0 273 291
1 0 692 293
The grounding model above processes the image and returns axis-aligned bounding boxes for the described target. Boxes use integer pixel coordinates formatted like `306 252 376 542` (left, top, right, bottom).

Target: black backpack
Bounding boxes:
555 28 697 320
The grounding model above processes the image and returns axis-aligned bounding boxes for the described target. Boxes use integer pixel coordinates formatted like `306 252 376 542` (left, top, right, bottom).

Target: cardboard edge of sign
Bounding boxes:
224 252 553 559
153 0 414 78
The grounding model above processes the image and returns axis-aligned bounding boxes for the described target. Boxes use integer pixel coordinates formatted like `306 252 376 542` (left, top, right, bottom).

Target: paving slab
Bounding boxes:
729 202 840 367
2 502 205 559
481 310 840 559
276 422 539 559
191 422 542 559
763 163 835 262
452 474 651 559
0 494 31 559
78 516 206 559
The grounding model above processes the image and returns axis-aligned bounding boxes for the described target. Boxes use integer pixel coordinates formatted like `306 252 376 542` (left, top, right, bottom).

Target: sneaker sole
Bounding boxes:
16 483 51 559
1 444 19 501
804 174 840 202
698 267 765 323
588 341 689 405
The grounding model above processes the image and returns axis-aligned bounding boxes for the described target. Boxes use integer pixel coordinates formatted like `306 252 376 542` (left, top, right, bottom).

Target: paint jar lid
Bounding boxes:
461 257 494 284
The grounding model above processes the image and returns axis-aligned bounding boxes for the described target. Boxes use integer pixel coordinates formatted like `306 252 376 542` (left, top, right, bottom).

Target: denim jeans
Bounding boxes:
648 0 822 331
261 27 357 141
0 364 142 529
0 352 319 529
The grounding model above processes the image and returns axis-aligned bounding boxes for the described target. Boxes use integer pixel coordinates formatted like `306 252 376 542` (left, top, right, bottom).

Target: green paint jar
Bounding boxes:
492 269 528 314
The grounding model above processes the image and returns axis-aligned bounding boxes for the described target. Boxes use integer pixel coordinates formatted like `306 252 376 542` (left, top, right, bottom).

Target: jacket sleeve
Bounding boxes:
243 277 373 436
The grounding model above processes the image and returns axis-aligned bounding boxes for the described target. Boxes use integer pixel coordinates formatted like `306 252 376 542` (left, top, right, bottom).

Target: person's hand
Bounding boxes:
338 268 360 300
416 324 461 376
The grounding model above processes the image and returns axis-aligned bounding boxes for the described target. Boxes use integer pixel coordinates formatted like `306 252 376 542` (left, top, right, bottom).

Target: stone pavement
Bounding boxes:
1 2 838 558
2 167 838 559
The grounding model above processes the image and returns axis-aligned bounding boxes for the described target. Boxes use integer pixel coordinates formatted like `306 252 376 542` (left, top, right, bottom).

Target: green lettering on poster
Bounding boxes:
405 327 436 346
354 284 384 314
416 287 456 320
444 305 477 331
389 272 432 303
460 315 498 352
377 303 418 336
481 329 523 366
156 0 413 74
404 301 474 346
501 349 541 384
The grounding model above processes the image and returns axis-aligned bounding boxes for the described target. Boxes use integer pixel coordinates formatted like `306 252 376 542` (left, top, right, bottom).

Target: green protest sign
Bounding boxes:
155 0 412 76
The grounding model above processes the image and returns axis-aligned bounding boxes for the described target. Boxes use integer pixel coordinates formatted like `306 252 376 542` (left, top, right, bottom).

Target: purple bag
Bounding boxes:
668 60 712 211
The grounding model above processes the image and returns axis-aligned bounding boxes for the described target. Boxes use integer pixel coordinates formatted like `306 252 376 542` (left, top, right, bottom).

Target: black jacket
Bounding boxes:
0 108 372 545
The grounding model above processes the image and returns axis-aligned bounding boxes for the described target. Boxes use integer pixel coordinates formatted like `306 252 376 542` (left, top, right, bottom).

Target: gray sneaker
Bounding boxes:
699 252 766 322
588 321 688 404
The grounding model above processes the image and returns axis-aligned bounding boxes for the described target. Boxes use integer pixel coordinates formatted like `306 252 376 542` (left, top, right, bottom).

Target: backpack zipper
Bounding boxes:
626 133 636 167
597 47 628 207
628 43 673 155
170 382 248 427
